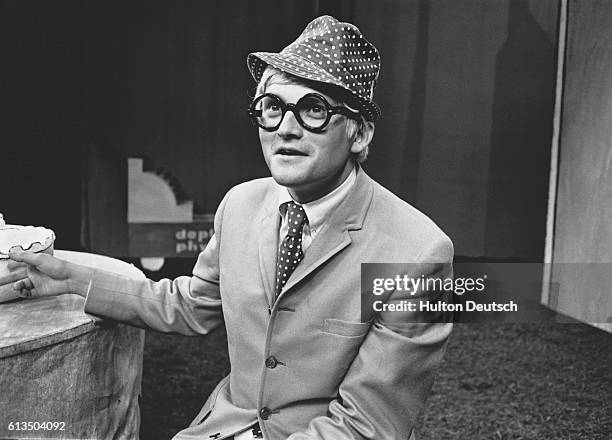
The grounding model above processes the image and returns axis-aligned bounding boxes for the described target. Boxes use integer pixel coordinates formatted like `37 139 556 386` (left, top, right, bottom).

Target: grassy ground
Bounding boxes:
419 324 611 439
139 327 230 439
139 322 611 440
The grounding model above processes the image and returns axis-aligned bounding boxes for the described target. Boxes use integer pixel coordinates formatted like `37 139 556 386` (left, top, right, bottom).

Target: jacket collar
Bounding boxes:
275 166 357 237
259 165 373 302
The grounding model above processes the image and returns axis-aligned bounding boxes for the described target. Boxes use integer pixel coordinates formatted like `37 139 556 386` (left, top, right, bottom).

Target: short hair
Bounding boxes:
256 66 371 163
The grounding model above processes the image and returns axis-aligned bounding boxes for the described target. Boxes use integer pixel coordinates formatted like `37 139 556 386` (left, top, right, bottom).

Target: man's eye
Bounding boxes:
304 105 326 118
264 102 282 113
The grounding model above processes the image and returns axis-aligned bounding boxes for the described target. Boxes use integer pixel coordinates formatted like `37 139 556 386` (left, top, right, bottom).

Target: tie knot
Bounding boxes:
284 201 308 237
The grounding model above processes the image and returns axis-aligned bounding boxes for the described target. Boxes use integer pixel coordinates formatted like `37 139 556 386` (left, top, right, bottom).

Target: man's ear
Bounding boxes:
350 121 375 155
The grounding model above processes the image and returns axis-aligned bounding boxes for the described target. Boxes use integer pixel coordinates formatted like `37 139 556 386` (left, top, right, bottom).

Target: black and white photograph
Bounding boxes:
1 1 611 439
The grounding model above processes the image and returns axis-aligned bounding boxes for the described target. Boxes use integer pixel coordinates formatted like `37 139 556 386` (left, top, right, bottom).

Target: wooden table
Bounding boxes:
0 251 146 439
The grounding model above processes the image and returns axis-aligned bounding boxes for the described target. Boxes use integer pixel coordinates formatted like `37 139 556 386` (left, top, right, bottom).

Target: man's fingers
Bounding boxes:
8 250 45 266
18 287 35 298
0 268 28 286
6 260 27 270
13 277 34 294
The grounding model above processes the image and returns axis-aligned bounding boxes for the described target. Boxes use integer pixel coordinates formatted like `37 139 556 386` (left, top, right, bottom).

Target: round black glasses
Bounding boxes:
247 93 361 133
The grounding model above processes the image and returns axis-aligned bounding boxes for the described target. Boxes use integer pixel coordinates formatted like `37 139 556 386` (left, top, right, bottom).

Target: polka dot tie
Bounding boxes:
276 201 308 299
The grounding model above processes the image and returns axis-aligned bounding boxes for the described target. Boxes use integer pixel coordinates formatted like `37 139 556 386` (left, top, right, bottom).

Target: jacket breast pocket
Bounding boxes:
321 318 371 338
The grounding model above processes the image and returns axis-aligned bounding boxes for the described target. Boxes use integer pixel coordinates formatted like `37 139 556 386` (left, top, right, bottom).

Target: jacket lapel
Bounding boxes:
257 188 281 305
277 167 374 300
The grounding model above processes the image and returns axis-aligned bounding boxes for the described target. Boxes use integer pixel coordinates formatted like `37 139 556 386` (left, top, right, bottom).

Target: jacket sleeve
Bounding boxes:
287 238 454 439
82 190 232 336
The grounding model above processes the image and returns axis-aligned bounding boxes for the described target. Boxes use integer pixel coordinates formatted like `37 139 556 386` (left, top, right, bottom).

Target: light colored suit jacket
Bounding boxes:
84 167 453 439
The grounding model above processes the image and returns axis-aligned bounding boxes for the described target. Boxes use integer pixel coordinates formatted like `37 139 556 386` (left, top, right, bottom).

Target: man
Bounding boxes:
11 15 453 440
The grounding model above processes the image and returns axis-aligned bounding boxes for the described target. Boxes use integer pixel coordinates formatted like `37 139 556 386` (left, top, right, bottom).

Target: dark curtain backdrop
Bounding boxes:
1 0 83 251
1 0 558 260
353 0 557 259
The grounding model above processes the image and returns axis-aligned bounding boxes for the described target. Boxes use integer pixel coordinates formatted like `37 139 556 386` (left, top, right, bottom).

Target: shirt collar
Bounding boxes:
277 166 357 233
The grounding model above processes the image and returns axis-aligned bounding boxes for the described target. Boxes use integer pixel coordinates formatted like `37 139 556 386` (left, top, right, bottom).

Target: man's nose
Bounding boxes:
276 109 303 138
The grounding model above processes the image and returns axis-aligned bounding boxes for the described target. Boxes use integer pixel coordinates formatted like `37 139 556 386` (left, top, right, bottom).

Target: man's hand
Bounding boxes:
8 251 93 298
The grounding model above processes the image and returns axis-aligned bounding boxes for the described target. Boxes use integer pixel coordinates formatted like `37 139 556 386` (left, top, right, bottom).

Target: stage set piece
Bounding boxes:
0 218 145 439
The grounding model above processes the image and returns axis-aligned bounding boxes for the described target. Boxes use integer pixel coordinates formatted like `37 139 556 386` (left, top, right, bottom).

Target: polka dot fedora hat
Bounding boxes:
247 15 381 122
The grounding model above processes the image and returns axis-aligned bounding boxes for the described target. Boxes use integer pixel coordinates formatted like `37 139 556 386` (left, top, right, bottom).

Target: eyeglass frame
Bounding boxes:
246 92 361 133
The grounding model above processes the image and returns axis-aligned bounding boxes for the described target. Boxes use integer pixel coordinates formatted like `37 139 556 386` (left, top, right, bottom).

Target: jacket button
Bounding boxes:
265 356 278 369
259 406 272 420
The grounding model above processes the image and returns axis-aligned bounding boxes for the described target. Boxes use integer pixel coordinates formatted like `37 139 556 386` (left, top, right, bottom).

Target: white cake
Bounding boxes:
0 214 56 302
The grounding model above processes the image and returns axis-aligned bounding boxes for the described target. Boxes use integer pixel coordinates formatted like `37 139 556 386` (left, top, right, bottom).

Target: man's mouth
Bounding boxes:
276 148 307 156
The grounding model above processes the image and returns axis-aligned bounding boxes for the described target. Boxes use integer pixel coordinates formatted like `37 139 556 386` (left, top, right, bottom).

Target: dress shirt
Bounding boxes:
276 167 356 252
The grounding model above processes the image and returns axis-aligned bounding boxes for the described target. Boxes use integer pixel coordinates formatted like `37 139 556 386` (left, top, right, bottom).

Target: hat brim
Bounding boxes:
247 52 380 122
